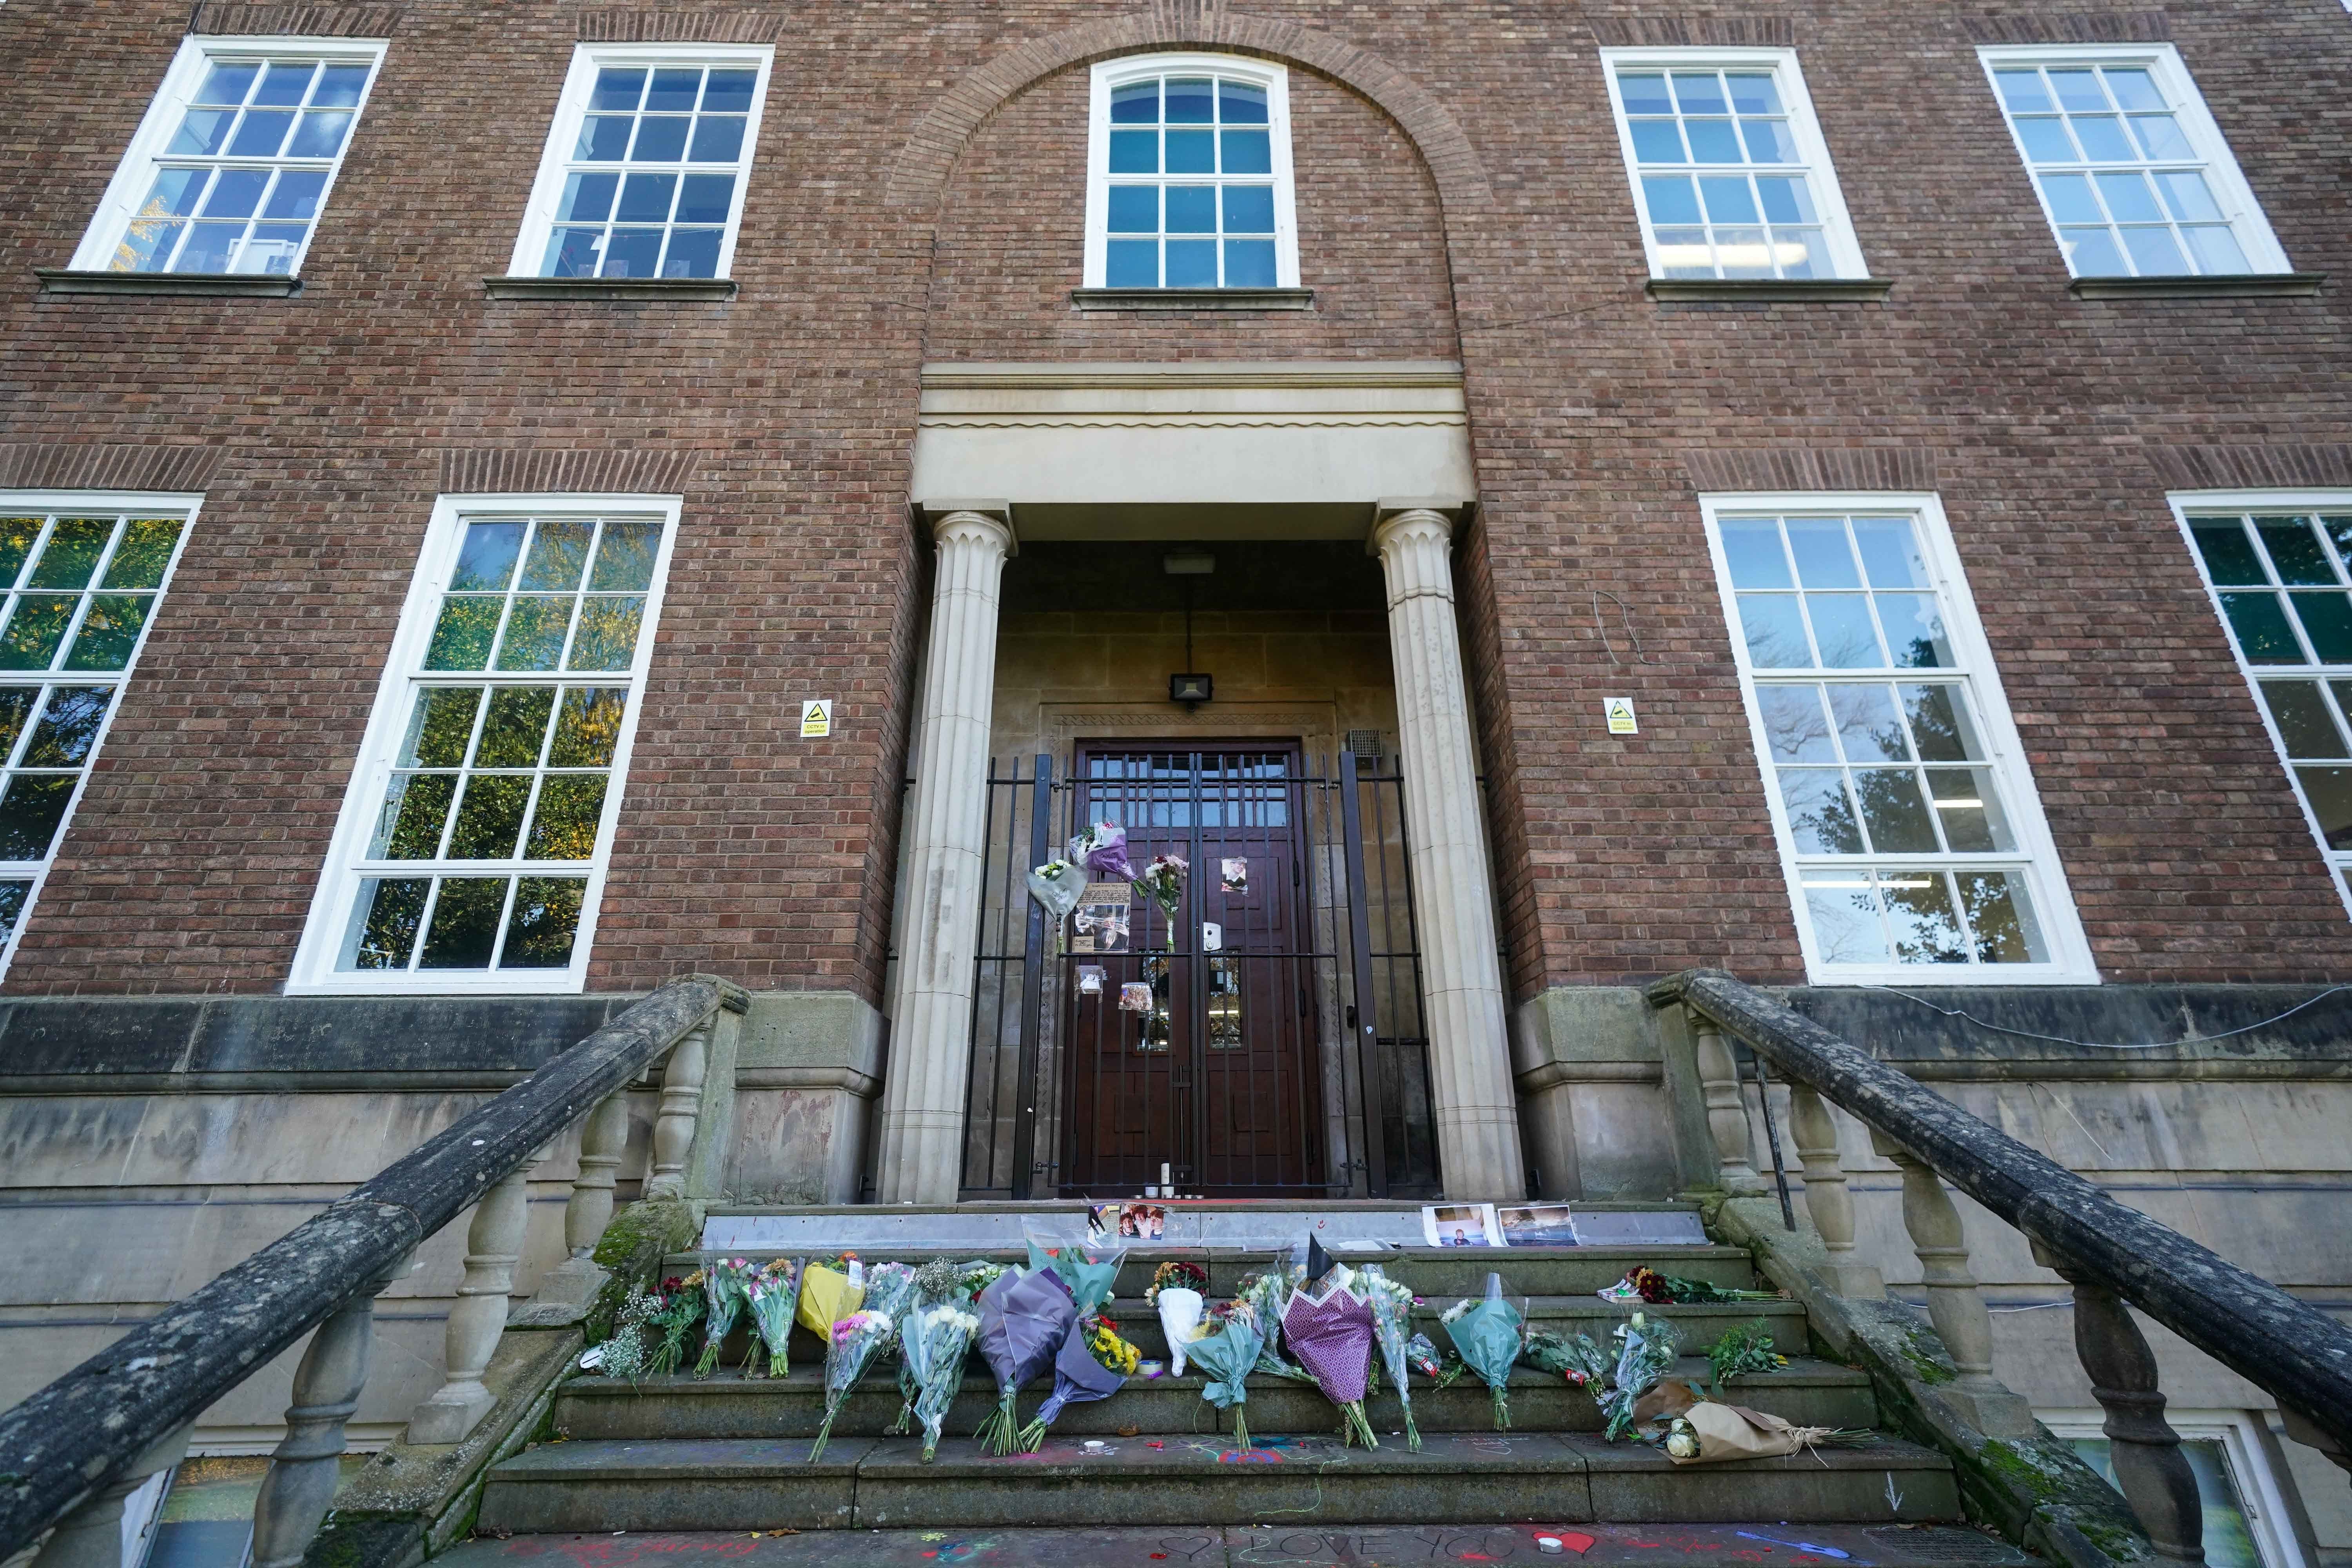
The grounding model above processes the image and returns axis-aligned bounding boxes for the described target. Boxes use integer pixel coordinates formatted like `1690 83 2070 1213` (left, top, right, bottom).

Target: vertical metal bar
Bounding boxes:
1010 753 1052 1202
1746 1047 1798 1231
962 760 999 1194
1339 749 1390 1199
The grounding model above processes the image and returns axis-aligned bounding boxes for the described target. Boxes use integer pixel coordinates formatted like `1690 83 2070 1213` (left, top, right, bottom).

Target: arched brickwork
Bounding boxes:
884 0 1493 223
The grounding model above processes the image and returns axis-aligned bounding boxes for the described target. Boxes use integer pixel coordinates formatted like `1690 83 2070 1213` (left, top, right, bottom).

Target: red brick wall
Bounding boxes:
0 0 2348 1000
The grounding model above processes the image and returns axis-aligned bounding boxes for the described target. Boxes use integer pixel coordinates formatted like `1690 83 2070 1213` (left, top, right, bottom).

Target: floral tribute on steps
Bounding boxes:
646 1272 704 1377
1281 1262 1381 1448
804 1259 911 1463
694 1255 757 1377
1440 1272 1527 1430
1598 1265 1779 1305
1147 1261 1209 1377
893 1261 1004 1436
1182 1289 1268 1449
743 1258 802 1378
1018 1312 1135 1451
1359 1264 1423 1450
902 1296 985 1461
972 1265 1076 1455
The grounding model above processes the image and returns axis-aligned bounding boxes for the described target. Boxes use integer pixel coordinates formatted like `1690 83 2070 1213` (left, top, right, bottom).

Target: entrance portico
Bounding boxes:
877 360 1521 1203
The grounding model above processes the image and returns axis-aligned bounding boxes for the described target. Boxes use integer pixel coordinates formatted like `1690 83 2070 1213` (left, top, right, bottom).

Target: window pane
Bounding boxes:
2072 119 2132 161
2191 521 2266 585
1109 131 1158 174
2290 593 2352 663
1929 767 2013 853
1994 70 2053 113
1684 120 1744 164
1852 517 1929 588
524 775 608 859
372 772 455 858
2299 766 2352 849
2015 117 2078 162
646 69 700 111
1806 594 1886 668
567 597 644 670
660 229 721 278
1726 73 1782 115
501 877 586 968
2093 170 2163 223
1740 118 1797 163
22 688 111 767
1878 593 1955 668
1786 519 1860 588
1110 80 1158 124
495 596 575 671
1755 174 1815 225
1882 871 1967 963
0 597 78 670
1720 520 1793 588
1220 130 1271 174
341 876 427 969
0 689 35 762
1854 769 1941 853
1618 73 1673 115
2120 225 2189 275
1671 72 1728 114
674 173 733 225
1106 239 1157 287
688 115 745 163
1629 121 1686 163
2182 225 2248 275
1165 78 1213 123
2259 519 2337 584
476 685 556 768
424 597 501 671
577 116 633 160
0 775 76 860
28 519 112 590
1223 239 1276 287
2220 592 2303 662
1218 81 1268 124
195 62 261 106
451 521 525 591
1164 185 1214 233
1779 769 1864 854
1222 185 1274 234
2060 226 2128 276
1902 684 1984 761
1642 174 1702 226
592 69 644 111
286 110 352 157
549 687 627 767
1698 176 1759 223
588 521 661 592
1802 872 1888 963
1165 130 1214 174
1756 684 1835 762
2130 113 2194 161
615 171 677 223
2038 172 2102 224
1165 238 1216 287
702 69 756 113
1735 593 1812 668
1829 683 1909 762
62 595 152 671
2261 681 2348 757
417 877 506 968
446 774 531 859
1108 185 1157 232
2156 173 2224 226
399 686 483 768
227 110 296 157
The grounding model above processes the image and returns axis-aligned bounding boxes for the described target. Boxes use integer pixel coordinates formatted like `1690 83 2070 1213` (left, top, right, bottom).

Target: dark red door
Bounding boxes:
1059 745 1324 1196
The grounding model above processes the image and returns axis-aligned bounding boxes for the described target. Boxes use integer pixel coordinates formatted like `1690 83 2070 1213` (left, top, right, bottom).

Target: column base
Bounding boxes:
406 1383 495 1445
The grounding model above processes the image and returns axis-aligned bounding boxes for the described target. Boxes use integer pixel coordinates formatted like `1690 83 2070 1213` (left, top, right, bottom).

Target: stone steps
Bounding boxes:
554 1353 1876 1441
476 1430 1963 1534
437 1522 2039 1568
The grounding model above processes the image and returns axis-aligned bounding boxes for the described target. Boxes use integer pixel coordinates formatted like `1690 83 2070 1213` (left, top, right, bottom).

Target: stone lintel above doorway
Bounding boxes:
910 360 1475 542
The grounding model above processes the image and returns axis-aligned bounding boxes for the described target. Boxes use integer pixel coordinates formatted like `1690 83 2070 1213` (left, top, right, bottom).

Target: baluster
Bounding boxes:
1870 1131 2034 1436
1693 1016 1764 1194
643 1024 708 1201
250 1254 412 1568
28 1425 191 1568
407 1144 548 1443
533 1091 631 1312
1789 1085 1884 1299
2035 1244 2207 1566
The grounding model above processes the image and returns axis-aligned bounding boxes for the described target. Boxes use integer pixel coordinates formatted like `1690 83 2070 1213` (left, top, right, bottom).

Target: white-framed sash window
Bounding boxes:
507 42 773 281
1700 492 2095 982
1083 53 1299 290
1977 44 2290 279
0 494 199 976
69 35 387 277
1599 46 1869 281
2172 491 2352 915
2041 1410 2306 1568
289 494 680 994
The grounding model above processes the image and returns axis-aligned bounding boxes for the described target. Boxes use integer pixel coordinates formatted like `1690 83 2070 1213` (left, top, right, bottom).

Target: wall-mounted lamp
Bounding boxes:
1167 548 1214 707
1169 672 1214 706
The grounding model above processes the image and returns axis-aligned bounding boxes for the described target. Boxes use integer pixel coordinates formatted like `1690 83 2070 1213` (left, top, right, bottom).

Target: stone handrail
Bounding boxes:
0 973 748 1567
1650 968 2352 1566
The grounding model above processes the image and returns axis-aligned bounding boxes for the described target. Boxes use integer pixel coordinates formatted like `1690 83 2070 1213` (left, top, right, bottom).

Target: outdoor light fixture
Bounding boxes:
1167 547 1213 707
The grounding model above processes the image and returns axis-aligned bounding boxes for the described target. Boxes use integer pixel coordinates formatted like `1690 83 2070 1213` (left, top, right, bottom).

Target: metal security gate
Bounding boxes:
958 746 1440 1201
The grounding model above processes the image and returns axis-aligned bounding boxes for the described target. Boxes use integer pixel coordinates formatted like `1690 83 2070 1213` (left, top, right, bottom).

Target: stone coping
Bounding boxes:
34 268 300 296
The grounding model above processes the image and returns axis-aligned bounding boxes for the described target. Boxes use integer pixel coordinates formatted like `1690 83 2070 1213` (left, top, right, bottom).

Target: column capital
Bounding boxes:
920 500 1016 555
1367 497 1471 556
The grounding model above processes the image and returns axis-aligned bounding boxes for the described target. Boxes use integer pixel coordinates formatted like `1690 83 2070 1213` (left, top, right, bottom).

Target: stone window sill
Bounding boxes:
1646 277 1893 302
2068 272 2324 299
483 275 738 301
36 268 300 296
1070 287 1316 312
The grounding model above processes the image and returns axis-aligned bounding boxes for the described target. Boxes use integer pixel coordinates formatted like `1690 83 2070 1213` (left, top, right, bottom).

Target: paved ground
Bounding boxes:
439 1522 2038 1568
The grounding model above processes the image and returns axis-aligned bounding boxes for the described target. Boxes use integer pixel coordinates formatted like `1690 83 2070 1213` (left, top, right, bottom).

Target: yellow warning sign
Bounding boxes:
1604 697 1638 735
800 699 833 738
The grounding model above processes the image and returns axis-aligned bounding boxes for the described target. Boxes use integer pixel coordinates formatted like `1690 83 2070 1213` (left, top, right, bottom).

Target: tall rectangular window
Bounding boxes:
0 495 197 973
508 44 772 281
1085 54 1299 290
290 496 679 994
2174 494 2352 912
1978 45 2289 279
69 36 385 277
1600 47 1869 281
1701 494 2094 981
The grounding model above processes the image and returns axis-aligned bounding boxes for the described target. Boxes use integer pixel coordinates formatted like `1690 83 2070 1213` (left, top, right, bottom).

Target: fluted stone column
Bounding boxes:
1370 503 1525 1201
878 506 1014 1203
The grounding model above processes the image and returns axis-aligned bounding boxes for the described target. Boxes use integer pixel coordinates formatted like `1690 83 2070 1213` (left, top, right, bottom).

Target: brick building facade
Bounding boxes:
5 0 2352 1552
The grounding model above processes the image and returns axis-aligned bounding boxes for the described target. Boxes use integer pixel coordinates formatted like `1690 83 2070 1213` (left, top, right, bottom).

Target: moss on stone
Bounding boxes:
584 1198 697 1342
1979 1439 2066 1500
1901 1326 1957 1384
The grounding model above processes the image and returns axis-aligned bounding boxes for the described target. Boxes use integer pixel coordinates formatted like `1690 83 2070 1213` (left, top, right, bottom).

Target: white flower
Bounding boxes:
1441 1299 1472 1325
1666 1430 1699 1459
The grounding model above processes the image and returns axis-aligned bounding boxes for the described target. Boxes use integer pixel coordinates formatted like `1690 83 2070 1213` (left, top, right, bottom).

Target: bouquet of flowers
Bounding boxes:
1183 1297 1267 1448
1405 1331 1447 1381
971 1266 1075 1455
1599 1266 1778 1306
1440 1273 1526 1430
743 1258 803 1378
1705 1318 1788 1397
1359 1265 1422 1450
695 1256 758 1377
1018 1312 1133 1451
1524 1326 1613 1390
901 1298 984 1462
582 1284 661 1380
1240 1261 1307 1381
1281 1269 1380 1448
1027 859 1086 952
805 1260 916 1461
1149 1261 1209 1377
646 1272 704 1376
797 1254 867 1336
1599 1310 1685 1442
1024 1225 1127 1316
1067 821 1134 882
1133 853 1187 926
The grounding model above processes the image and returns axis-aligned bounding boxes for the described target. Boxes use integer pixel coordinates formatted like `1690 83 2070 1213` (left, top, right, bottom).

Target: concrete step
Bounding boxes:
440 1523 2040 1568
662 1245 1766 1300
477 1430 1962 1534
556 1355 1875 1441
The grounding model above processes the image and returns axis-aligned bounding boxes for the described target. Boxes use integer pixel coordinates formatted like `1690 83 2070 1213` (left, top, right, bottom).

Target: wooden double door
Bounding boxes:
1059 744 1325 1196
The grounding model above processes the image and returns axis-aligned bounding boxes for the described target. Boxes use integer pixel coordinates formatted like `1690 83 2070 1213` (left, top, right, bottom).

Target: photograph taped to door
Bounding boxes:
1118 981 1152 1013
1073 882 1132 954
1076 964 1106 996
1220 856 1248 894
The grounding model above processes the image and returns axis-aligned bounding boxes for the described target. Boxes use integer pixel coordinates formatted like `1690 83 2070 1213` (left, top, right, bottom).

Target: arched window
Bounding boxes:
1084 54 1299 290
